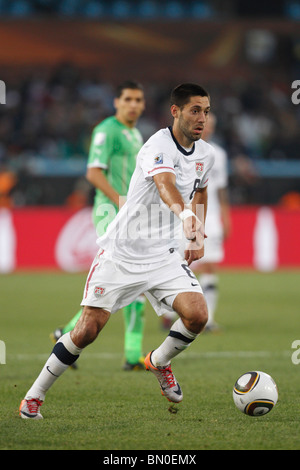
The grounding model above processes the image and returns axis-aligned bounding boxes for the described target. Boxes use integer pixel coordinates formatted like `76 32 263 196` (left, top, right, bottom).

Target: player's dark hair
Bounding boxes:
116 80 144 97
170 83 209 109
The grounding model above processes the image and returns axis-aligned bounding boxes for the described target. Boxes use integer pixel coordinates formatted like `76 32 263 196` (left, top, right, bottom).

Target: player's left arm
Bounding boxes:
153 172 199 240
191 186 207 225
184 187 208 265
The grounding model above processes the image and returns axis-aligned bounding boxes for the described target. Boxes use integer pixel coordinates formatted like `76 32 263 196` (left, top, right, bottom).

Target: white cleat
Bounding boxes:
19 398 43 420
144 351 183 403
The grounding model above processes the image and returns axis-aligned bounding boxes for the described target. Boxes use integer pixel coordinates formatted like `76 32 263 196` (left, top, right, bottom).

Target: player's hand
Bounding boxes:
184 232 207 265
179 209 206 265
182 214 204 242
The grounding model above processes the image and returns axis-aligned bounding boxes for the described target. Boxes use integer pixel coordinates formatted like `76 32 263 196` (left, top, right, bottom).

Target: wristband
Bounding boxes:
178 209 196 221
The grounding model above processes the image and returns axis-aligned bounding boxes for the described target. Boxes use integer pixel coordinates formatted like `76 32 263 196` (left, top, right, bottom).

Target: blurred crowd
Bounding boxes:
1 60 299 162
0 52 299 206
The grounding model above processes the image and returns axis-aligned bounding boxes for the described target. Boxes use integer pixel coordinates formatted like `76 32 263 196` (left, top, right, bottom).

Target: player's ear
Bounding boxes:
170 104 179 119
113 97 119 111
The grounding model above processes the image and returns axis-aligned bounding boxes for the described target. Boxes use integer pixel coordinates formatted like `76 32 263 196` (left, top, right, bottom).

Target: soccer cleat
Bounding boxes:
204 322 222 334
19 398 43 420
123 356 145 371
49 328 63 343
144 351 183 403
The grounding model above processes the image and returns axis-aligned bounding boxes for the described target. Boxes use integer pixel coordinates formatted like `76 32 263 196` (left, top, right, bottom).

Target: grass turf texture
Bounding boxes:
0 270 299 450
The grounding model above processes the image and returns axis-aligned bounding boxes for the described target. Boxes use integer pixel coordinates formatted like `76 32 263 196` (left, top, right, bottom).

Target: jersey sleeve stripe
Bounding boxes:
147 166 175 175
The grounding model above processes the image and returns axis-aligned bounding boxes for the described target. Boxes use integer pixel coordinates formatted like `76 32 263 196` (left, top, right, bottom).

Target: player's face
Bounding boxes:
114 89 145 127
172 96 211 147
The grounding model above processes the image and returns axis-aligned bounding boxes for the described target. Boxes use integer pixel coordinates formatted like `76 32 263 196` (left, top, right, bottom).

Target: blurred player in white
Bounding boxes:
191 112 231 331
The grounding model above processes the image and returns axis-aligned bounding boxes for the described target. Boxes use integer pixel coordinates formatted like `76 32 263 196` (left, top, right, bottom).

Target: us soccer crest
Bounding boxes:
94 286 105 297
195 162 204 176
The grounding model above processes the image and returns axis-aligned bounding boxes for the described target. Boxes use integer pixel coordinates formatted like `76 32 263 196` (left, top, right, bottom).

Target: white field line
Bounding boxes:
8 350 291 362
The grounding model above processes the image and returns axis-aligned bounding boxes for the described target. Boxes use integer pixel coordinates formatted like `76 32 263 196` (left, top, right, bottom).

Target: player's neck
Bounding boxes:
115 115 136 129
171 126 194 150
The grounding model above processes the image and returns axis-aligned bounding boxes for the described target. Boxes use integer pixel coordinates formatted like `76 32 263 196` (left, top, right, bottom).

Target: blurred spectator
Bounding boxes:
280 191 300 210
230 154 260 204
65 177 92 209
0 162 17 208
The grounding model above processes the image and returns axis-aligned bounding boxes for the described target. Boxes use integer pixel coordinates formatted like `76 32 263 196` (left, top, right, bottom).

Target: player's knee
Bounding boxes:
181 305 208 334
189 307 208 333
71 306 108 348
199 307 208 330
174 292 208 334
192 294 208 331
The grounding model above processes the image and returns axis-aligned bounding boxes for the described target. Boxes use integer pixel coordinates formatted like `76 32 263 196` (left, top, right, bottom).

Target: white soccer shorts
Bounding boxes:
81 248 203 315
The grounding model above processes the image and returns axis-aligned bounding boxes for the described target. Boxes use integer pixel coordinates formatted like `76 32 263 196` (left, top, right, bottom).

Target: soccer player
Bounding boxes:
51 80 146 371
20 83 215 419
190 113 231 331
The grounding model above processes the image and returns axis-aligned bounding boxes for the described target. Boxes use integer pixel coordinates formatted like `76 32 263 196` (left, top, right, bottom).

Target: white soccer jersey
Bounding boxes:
96 126 215 264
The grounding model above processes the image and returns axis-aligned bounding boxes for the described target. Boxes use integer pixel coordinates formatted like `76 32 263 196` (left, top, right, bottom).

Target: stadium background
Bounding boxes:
0 0 299 271
0 0 300 453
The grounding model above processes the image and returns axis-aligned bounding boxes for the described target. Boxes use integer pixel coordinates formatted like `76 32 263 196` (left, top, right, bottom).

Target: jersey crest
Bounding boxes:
94 132 106 146
195 162 204 176
94 286 105 297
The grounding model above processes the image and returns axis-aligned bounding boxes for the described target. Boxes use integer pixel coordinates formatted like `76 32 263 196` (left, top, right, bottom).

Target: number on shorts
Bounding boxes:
181 263 197 280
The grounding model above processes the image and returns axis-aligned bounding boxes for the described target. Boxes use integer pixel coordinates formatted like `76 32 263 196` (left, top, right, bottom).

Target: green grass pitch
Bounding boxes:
0 269 299 450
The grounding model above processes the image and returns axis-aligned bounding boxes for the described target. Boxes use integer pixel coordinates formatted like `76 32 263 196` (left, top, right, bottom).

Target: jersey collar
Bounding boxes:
168 126 195 156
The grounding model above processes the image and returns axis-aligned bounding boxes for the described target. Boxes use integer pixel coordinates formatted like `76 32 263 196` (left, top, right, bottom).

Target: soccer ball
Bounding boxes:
233 371 278 417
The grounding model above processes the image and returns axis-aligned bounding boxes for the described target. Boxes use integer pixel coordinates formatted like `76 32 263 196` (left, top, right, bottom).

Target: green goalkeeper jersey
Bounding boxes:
87 116 143 234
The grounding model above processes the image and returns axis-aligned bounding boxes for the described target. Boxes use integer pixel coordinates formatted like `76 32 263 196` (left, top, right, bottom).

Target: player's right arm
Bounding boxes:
86 167 122 208
86 123 124 208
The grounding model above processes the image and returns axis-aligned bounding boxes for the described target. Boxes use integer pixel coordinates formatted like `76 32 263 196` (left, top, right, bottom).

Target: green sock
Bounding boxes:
123 297 145 364
61 309 82 334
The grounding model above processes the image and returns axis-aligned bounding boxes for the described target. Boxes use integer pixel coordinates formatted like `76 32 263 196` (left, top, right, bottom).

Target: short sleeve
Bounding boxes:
140 149 176 181
87 127 113 170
